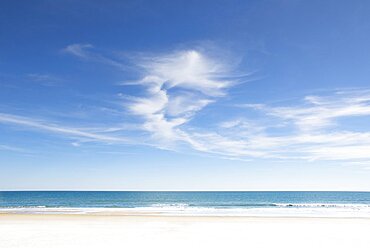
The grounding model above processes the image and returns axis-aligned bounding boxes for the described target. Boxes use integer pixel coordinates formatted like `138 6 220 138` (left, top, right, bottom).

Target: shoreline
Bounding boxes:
1 206 370 218
2 212 370 220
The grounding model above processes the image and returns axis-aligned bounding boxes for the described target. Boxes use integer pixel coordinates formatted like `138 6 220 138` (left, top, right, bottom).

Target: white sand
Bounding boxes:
1 214 370 248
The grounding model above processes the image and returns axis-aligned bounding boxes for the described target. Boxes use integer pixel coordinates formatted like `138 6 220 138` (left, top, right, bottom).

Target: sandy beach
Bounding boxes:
1 213 370 248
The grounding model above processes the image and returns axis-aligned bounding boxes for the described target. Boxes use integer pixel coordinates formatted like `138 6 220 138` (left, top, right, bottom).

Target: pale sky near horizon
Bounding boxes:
1 0 370 191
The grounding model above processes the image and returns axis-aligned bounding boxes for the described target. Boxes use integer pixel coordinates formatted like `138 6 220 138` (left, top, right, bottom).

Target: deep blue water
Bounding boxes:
1 191 370 209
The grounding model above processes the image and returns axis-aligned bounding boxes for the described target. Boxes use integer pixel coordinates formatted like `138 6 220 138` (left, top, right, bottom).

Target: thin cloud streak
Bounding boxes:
63 44 93 59
27 73 62 86
0 113 127 143
63 43 127 70
251 92 370 131
0 144 28 153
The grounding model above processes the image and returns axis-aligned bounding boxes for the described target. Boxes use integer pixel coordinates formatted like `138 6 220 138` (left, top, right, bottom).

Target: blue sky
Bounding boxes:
1 0 370 190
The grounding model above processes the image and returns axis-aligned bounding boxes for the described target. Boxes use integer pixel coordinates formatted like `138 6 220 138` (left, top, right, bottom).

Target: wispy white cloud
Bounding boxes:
27 73 62 86
134 50 233 96
123 49 239 148
0 113 127 143
63 43 126 70
251 91 370 131
63 43 93 59
225 91 370 161
0 144 28 153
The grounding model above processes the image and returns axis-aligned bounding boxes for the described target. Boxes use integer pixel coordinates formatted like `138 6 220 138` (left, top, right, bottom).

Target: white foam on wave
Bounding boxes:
1 203 370 217
274 203 370 209
130 204 370 217
149 203 190 209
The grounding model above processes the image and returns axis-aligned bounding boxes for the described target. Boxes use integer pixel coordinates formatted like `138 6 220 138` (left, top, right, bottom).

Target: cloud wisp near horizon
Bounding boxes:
1 44 370 163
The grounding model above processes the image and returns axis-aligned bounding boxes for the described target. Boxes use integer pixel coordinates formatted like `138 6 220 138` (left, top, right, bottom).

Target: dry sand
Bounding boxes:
1 213 370 248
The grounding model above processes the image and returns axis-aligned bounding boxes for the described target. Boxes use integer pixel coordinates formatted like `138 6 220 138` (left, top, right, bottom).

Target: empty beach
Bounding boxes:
1 213 370 248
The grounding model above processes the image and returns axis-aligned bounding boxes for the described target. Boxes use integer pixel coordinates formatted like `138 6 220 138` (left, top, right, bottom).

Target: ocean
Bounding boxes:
1 191 370 217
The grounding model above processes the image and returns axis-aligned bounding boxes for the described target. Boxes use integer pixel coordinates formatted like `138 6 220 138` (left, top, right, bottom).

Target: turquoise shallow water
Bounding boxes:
1 191 370 209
